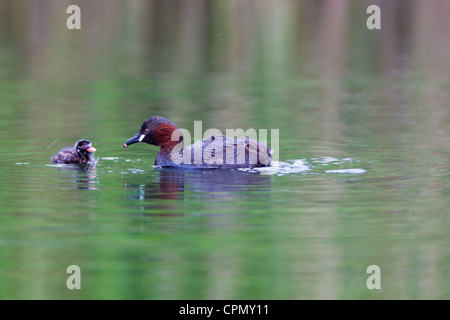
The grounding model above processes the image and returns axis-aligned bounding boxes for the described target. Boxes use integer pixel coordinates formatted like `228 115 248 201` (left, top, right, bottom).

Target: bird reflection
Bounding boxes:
123 168 273 216
50 163 99 190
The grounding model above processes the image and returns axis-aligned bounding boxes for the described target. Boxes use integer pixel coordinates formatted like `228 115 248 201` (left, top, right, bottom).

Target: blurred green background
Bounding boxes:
1 0 450 300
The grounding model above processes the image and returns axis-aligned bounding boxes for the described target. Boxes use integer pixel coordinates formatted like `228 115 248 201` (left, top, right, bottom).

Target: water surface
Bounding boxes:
1 0 450 300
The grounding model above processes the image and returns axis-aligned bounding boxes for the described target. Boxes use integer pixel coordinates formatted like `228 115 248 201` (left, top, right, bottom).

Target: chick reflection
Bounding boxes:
123 168 272 216
51 164 99 190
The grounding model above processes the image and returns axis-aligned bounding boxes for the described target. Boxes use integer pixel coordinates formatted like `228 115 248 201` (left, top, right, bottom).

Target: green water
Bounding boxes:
1 0 450 300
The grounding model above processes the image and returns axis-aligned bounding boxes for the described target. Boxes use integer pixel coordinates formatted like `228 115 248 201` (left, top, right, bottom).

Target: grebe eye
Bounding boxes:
144 129 149 134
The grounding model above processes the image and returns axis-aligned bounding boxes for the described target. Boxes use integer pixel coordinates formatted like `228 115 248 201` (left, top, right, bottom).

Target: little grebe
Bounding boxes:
51 139 97 164
123 116 272 169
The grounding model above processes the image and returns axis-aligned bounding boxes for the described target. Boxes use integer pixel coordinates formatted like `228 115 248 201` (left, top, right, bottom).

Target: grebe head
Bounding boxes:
123 116 183 150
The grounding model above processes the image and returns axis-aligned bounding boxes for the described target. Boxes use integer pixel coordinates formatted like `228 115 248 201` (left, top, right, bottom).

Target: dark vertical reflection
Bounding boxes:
123 169 272 216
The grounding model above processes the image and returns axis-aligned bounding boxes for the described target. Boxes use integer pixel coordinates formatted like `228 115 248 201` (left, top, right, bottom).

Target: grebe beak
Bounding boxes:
87 146 96 153
124 132 144 148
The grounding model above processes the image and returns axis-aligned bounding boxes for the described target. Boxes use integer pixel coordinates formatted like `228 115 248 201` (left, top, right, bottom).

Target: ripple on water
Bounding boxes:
100 157 120 161
240 160 311 176
325 168 367 174
240 157 367 176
